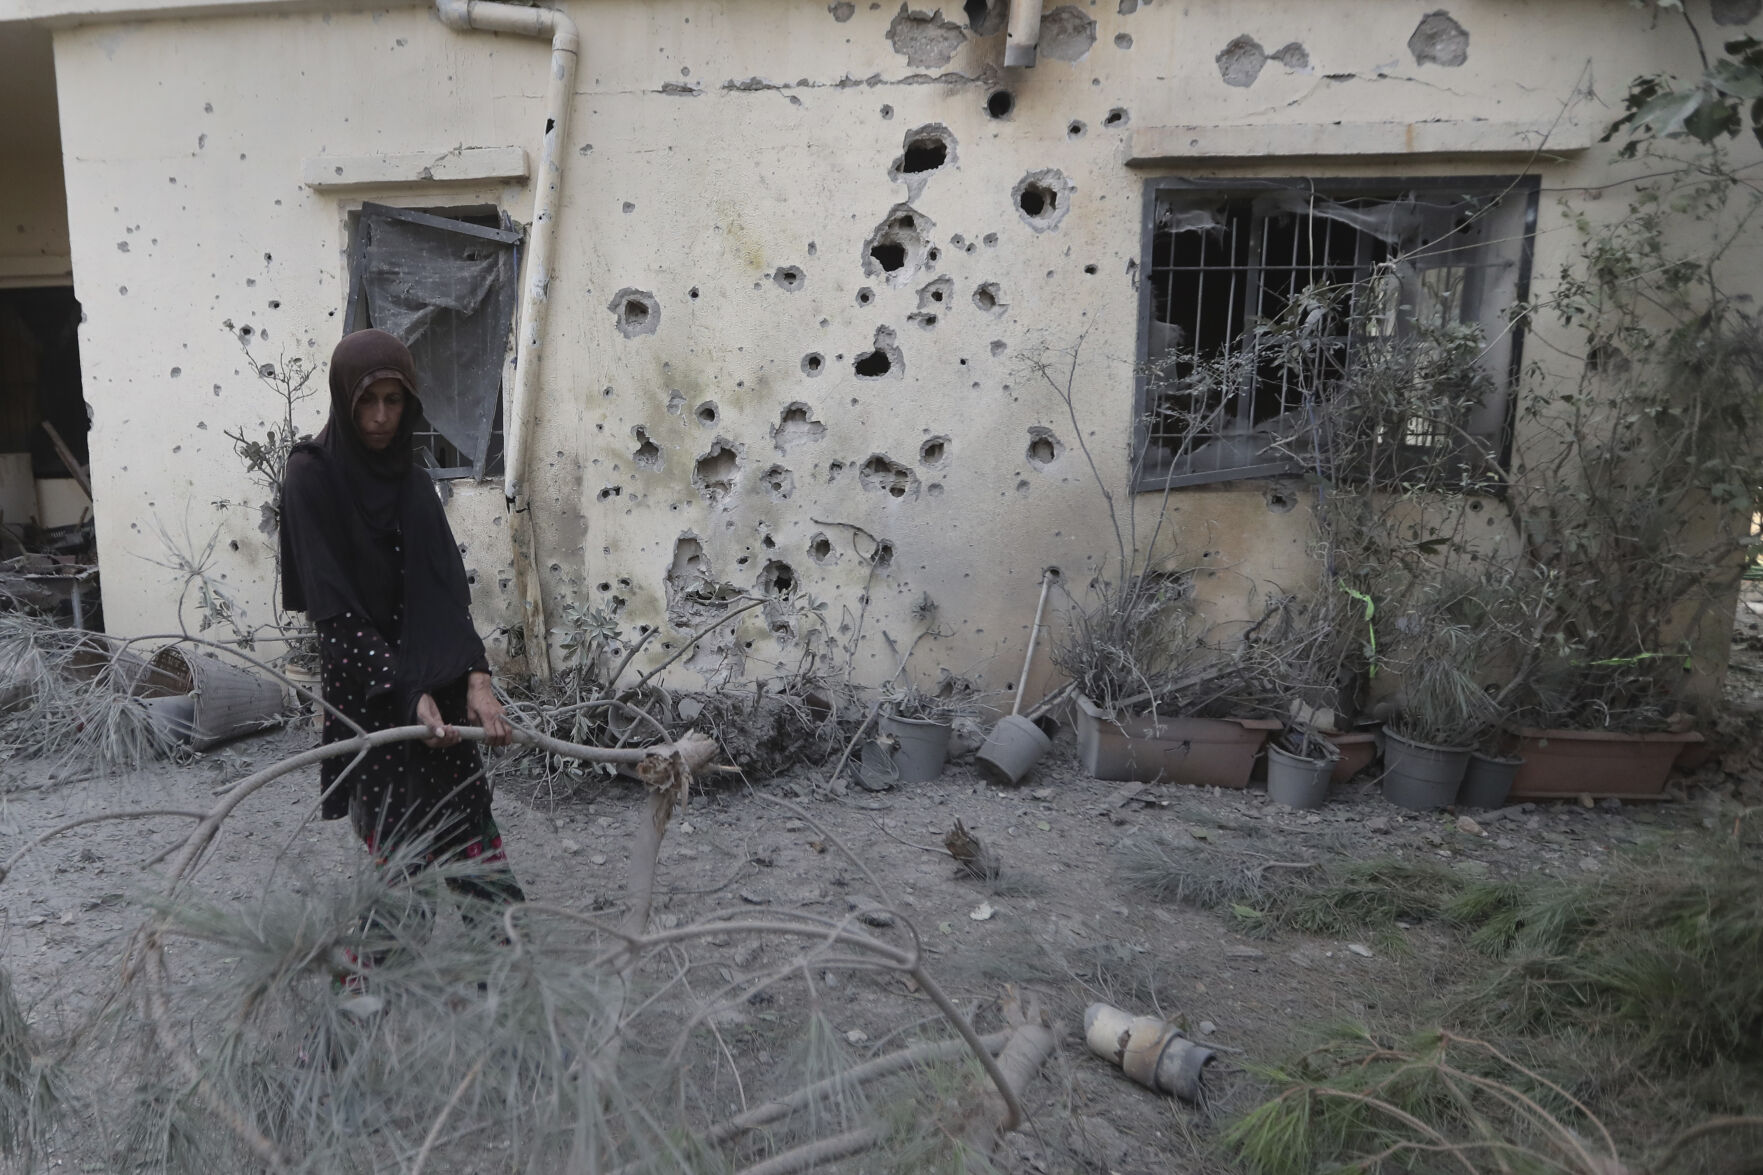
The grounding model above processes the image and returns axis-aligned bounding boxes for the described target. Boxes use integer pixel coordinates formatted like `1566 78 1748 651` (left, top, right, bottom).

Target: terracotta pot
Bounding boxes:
1507 727 1703 800
1324 731 1379 783
1074 695 1279 787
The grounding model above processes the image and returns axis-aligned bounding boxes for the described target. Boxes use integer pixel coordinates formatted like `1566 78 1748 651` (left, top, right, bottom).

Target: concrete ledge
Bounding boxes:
1128 119 1596 165
0 0 417 29
302 147 529 190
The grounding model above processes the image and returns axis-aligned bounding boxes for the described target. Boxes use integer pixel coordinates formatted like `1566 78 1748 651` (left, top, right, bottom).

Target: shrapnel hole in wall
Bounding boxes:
808 532 835 563
759 559 797 596
899 128 951 174
801 352 824 375
696 401 719 426
973 281 1004 313
1026 426 1063 466
693 440 741 501
1103 107 1129 128
632 426 662 468
985 89 1014 118
859 454 915 498
919 436 950 467
856 287 875 306
761 464 795 499
773 266 806 291
854 349 893 377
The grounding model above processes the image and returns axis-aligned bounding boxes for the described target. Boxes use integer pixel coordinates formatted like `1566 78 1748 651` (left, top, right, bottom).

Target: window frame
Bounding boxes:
1132 174 1540 492
343 202 522 481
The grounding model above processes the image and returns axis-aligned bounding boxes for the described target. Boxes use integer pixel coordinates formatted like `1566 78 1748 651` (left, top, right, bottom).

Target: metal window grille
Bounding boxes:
1134 177 1538 490
344 203 521 481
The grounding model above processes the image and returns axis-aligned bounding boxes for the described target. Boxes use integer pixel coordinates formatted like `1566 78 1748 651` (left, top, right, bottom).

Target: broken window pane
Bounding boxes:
1137 178 1536 490
347 204 520 479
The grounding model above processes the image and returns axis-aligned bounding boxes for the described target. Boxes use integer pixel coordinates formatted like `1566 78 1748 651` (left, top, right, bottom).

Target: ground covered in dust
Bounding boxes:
4 616 1761 1173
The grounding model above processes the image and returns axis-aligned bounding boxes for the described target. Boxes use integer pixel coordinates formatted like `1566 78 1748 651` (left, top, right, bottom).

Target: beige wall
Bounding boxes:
0 23 70 283
34 0 1754 694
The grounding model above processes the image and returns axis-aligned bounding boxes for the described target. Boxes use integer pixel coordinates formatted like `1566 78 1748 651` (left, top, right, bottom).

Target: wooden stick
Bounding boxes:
1012 570 1055 717
40 420 91 501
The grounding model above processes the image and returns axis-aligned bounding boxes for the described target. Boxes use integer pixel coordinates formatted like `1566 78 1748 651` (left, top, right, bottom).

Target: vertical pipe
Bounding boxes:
434 0 578 681
1005 0 1043 68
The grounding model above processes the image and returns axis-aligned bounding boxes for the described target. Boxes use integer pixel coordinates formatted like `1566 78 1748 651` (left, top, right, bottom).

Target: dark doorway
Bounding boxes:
0 286 87 477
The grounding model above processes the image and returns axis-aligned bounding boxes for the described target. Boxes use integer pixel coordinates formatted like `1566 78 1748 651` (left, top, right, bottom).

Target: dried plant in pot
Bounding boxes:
875 675 986 784
1383 618 1502 811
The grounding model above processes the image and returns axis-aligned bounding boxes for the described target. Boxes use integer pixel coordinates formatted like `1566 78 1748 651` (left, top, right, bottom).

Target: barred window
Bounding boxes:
344 203 520 481
1134 177 1537 489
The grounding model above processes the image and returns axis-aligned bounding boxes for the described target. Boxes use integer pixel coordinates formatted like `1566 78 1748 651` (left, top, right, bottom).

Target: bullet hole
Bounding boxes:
666 390 687 415
908 312 938 329
609 288 661 337
619 577 632 589
872 539 896 570
964 0 1006 36
1265 486 1297 513
1026 426 1064 467
761 464 795 499
597 485 624 503
863 204 934 285
1016 479 1031 494
808 532 836 563
897 125 953 174
1114 32 1133 49
696 401 720 426
887 4 968 68
762 532 777 549
1083 263 1098 275
1103 106 1130 128
1409 11 1469 66
737 555 750 566
973 281 1005 314
622 201 636 214
917 275 953 311
880 104 895 119
666 534 737 628
773 265 806 291
1039 6 1098 62
801 352 825 378
689 286 700 299
990 340 1006 357
1067 120 1087 138
854 325 904 379
860 453 917 498
759 559 797 596
927 482 945 497
1013 170 1073 231
1118 0 1137 11
982 232 999 248
808 241 818 256
985 89 1015 119
926 246 940 263
632 425 662 469
1215 34 1266 86
598 581 612 593
919 435 950 468
170 367 182 378
829 1 855 20
856 287 876 306
828 460 847 482
693 439 742 503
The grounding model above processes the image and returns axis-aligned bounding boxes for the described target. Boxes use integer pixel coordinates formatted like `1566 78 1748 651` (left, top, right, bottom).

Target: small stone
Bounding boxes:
782 819 806 832
1347 943 1374 958
1579 856 1601 872
1031 788 1054 801
23 916 44 928
596 817 613 829
338 995 384 1019
822 970 839 989
1598 797 1623 811
1036 821 1051 832
679 821 695 833
1224 946 1265 960
738 890 770 904
845 1028 868 1045
1456 816 1484 837
1197 1020 1217 1035
589 853 608 865
969 901 996 921
1494 838 1515 851
938 921 954 934
1578 793 1595 809
1367 817 1391 833
560 838 581 854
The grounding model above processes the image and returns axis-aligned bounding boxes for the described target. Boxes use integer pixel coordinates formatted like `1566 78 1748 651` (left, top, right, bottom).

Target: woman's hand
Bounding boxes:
467 672 514 748
416 692 459 747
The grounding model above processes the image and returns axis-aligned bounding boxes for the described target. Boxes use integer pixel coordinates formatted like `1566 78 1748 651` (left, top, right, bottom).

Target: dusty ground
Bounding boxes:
3 603 1760 1173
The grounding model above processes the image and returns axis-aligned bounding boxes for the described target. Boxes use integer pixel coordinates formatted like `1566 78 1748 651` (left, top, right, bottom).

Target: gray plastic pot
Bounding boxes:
877 712 952 783
1460 752 1523 810
1381 730 1470 810
976 714 1052 787
1266 744 1335 809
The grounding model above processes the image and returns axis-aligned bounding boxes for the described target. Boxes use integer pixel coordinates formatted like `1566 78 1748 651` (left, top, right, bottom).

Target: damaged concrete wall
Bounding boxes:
39 0 1759 699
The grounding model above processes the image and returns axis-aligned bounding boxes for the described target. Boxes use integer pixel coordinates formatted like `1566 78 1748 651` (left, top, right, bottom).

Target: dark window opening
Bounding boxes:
1136 177 1536 490
0 287 86 483
345 203 522 481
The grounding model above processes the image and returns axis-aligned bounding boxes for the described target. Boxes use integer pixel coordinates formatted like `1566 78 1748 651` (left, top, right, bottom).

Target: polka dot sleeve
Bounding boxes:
316 611 399 701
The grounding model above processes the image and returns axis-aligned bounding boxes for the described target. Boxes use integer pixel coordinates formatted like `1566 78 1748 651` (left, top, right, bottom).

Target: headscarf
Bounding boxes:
280 329 487 720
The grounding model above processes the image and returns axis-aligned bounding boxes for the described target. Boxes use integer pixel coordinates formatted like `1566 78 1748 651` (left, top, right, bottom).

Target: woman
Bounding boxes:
280 328 523 911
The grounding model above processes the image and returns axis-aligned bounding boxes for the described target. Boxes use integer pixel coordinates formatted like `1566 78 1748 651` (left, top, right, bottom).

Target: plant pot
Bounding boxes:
148 646 285 751
1381 730 1470 811
876 712 952 783
282 664 323 733
975 714 1052 787
1325 731 1379 784
1266 744 1335 809
1460 752 1522 810
1506 727 1704 800
1074 695 1280 788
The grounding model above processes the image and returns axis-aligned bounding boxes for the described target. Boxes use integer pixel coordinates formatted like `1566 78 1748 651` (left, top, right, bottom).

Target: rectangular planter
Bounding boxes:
1506 727 1704 800
1325 731 1379 784
1074 695 1280 788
